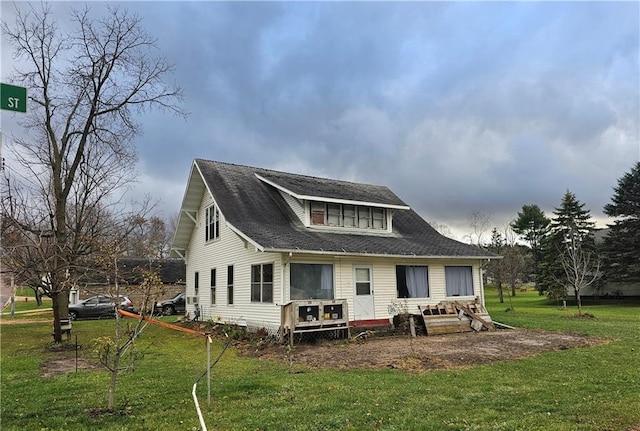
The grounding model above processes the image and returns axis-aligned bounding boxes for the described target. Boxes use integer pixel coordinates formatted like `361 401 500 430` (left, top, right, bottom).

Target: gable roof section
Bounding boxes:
172 159 494 259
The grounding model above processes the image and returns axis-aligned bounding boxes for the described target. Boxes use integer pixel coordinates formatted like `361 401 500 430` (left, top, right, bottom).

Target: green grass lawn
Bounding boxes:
1 289 639 430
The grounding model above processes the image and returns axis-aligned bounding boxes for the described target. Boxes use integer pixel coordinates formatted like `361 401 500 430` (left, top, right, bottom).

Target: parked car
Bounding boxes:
154 292 186 316
68 295 134 320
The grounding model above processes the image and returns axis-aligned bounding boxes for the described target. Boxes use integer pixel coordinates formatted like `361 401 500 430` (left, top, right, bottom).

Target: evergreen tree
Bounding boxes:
602 162 640 283
510 204 550 281
538 191 596 299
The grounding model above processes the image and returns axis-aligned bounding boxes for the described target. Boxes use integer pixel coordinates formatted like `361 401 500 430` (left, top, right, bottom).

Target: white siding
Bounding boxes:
185 192 285 332
184 186 487 330
279 191 305 224
284 254 486 322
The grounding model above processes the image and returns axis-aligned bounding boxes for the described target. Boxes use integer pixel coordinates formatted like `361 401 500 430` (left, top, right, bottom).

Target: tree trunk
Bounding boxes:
511 284 517 297
575 289 582 315
108 364 118 411
497 281 504 303
34 288 43 306
51 290 70 343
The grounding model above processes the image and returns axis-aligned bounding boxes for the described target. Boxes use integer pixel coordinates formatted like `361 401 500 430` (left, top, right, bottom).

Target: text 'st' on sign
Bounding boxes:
1 83 27 113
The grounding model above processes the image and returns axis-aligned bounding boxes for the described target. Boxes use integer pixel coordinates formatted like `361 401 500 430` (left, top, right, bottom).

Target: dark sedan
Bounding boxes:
154 292 186 316
68 295 134 320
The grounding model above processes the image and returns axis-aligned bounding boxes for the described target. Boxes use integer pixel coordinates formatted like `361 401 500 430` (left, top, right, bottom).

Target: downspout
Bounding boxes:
479 260 486 306
281 252 292 305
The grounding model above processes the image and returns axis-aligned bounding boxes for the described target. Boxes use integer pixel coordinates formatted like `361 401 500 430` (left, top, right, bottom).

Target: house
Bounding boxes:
171 159 495 336
579 228 640 298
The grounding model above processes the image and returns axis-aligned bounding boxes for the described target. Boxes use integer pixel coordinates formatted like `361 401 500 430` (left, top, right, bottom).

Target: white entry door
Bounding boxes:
353 266 374 320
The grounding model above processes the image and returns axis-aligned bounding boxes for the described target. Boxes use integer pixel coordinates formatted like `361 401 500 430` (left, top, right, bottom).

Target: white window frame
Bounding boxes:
210 268 217 305
205 204 220 242
396 265 430 299
289 263 335 300
251 263 274 303
308 201 387 231
445 266 474 297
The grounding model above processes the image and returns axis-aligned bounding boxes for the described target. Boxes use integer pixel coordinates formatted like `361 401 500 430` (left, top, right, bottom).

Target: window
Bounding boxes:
355 267 372 295
358 207 371 229
343 205 356 227
290 263 334 300
251 263 273 303
227 265 234 305
194 272 199 297
205 204 220 241
309 201 387 230
372 208 386 229
396 266 429 298
445 266 474 297
327 204 342 226
311 202 325 225
210 268 216 305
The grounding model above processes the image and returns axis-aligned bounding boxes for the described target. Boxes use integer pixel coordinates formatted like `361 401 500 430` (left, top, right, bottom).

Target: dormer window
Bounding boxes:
311 202 326 225
310 201 387 230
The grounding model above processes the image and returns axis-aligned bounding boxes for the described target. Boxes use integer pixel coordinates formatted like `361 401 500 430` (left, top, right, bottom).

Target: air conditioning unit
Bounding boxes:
187 296 199 305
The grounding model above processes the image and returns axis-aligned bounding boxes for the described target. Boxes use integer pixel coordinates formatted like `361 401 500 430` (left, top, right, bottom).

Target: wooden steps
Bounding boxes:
418 301 495 336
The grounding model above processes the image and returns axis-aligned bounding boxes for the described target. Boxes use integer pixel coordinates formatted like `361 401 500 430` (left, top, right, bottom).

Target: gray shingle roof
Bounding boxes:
193 159 493 259
256 170 408 207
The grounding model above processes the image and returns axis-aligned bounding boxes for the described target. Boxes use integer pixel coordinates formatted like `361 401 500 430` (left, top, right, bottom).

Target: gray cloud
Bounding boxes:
2 1 638 240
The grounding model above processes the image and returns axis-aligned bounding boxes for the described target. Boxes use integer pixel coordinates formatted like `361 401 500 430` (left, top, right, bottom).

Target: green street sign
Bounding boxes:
1 83 27 113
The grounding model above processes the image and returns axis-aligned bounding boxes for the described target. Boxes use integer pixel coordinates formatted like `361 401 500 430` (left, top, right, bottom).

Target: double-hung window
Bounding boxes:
194 272 199 297
445 266 474 297
205 204 220 242
210 268 216 305
251 263 273 303
227 266 234 305
396 265 429 298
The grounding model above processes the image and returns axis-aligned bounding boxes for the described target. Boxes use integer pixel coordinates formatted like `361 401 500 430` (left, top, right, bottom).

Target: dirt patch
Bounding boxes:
239 329 606 373
40 357 102 377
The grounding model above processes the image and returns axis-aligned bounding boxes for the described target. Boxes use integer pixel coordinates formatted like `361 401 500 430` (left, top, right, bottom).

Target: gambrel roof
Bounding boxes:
171 159 494 259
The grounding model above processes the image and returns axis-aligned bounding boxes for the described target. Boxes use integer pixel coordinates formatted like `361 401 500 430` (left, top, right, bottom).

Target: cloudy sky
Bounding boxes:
2 1 639 241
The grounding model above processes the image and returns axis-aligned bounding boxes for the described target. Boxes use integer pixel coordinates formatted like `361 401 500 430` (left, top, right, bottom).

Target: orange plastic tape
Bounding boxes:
118 309 206 336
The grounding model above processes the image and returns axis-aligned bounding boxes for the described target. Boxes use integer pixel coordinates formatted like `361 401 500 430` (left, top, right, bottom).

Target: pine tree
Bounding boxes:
538 191 596 300
510 204 550 282
602 162 640 283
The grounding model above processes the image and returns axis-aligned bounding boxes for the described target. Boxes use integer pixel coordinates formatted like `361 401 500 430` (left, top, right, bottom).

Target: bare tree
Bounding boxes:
485 228 505 302
465 211 491 246
1 4 183 342
484 224 527 306
428 220 456 239
124 215 172 259
501 224 527 299
558 227 602 315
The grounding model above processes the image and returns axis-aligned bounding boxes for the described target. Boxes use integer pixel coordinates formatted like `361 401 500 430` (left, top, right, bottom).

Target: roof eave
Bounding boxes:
255 173 410 211
263 247 496 260
170 161 208 254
